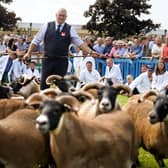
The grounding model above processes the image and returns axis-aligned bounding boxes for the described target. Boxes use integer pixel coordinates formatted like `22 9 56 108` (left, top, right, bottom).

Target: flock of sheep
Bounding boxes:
0 74 167 168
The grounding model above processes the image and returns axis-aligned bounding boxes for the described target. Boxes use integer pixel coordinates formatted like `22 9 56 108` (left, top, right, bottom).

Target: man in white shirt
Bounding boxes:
129 64 154 94
79 61 100 86
104 58 123 85
24 8 98 90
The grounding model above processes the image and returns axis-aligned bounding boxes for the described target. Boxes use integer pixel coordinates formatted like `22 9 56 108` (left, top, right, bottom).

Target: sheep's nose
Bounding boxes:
149 112 158 124
36 115 48 126
102 102 110 107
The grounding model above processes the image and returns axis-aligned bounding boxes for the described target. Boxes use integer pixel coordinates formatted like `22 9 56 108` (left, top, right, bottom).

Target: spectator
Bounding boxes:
16 36 28 57
141 64 147 73
25 61 40 80
151 36 162 59
125 74 133 86
113 40 126 58
0 52 17 84
128 37 144 59
161 35 168 62
93 37 105 54
129 64 154 94
104 58 123 84
7 38 17 56
0 37 6 55
102 36 113 57
109 40 118 58
78 61 101 86
12 55 27 81
152 59 168 94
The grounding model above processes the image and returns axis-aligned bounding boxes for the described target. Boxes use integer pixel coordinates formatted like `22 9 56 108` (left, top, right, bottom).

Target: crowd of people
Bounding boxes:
0 27 168 94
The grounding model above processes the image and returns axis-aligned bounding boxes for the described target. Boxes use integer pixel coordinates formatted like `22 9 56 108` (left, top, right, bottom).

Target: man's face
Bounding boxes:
56 10 67 24
86 62 92 71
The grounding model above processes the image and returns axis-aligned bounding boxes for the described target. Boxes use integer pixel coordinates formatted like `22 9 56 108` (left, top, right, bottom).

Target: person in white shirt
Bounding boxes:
25 61 40 80
78 61 100 87
104 58 123 85
12 55 27 81
152 60 168 94
129 64 154 94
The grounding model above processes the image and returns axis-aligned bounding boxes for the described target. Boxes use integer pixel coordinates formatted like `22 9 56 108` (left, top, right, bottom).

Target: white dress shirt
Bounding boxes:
12 58 27 80
152 71 168 93
129 72 152 93
25 68 41 79
79 56 96 72
32 22 83 47
104 64 123 84
79 69 101 83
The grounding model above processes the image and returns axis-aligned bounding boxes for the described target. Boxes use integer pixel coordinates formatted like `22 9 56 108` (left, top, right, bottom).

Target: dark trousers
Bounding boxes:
41 57 68 90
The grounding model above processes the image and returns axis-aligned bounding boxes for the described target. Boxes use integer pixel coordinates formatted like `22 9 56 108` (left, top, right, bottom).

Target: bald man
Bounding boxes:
24 8 97 90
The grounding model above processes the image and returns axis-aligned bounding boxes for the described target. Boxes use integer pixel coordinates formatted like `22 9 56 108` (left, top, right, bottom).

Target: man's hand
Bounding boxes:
23 53 31 61
90 51 100 58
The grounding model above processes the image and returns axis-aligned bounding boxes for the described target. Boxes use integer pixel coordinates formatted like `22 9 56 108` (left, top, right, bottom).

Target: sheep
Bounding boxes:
147 95 168 167
0 99 31 119
0 85 13 99
0 108 54 168
122 94 168 167
10 75 40 98
35 95 138 168
46 74 79 92
78 82 132 118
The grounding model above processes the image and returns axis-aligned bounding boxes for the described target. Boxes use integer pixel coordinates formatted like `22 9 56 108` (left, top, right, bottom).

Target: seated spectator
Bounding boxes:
113 40 126 58
141 64 147 73
152 59 168 94
104 58 123 84
79 50 95 72
78 61 101 87
125 74 133 86
151 36 163 59
161 35 168 62
0 52 17 84
93 37 105 54
12 55 27 81
129 64 154 94
25 61 40 81
71 45 83 76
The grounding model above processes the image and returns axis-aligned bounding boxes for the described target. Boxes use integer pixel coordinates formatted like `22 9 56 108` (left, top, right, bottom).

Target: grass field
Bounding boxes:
117 95 168 168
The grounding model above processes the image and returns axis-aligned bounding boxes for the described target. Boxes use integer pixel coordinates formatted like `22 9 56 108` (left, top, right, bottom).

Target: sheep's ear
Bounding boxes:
26 93 48 108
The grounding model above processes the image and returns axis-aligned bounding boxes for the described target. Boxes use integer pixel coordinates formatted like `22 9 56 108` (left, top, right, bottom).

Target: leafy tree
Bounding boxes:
84 0 160 38
0 0 21 31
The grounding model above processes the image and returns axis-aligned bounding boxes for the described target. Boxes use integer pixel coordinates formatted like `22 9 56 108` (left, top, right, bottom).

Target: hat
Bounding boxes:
146 64 154 72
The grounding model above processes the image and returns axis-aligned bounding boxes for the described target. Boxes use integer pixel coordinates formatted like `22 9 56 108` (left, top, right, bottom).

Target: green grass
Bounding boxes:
117 95 168 168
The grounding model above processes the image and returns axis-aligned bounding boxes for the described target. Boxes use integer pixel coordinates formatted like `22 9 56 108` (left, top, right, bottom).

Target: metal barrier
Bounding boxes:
95 58 164 82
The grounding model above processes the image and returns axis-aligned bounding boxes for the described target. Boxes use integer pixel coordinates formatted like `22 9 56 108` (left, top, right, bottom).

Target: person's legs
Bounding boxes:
40 58 68 90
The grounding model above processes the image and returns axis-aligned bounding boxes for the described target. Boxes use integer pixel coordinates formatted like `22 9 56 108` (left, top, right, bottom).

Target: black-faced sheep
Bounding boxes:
0 85 13 99
36 95 138 168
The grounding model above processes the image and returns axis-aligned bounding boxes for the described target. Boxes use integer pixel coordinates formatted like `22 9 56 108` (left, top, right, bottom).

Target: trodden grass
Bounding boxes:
117 95 168 168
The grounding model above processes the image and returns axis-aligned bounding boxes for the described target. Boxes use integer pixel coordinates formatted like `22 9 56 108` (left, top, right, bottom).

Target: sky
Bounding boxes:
3 0 168 29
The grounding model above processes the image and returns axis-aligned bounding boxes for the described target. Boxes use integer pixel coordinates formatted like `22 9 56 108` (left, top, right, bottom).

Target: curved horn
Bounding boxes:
18 74 28 85
41 88 61 99
26 93 48 106
72 90 95 102
140 90 159 101
56 95 80 113
82 82 103 91
112 84 132 97
64 74 79 81
46 75 63 85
